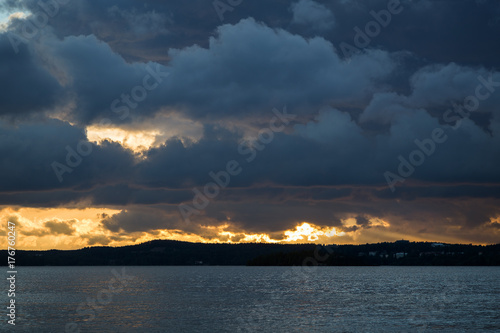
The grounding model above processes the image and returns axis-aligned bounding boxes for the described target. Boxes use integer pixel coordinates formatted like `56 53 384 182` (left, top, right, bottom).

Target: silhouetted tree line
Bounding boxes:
2 240 499 266
248 242 500 266
1 240 317 266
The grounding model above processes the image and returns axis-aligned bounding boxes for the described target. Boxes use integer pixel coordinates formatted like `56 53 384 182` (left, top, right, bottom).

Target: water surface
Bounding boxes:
8 266 500 332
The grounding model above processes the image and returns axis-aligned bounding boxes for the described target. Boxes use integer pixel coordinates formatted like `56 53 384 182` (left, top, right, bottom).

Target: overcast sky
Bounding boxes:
1 0 499 250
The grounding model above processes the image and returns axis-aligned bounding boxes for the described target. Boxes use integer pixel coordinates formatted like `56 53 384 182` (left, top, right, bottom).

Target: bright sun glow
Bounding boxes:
0 206 362 250
283 222 340 242
86 125 161 153
0 11 29 31
193 222 341 244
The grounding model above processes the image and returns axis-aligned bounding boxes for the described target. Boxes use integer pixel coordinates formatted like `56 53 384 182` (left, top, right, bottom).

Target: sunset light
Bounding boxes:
1 0 499 330
86 125 161 153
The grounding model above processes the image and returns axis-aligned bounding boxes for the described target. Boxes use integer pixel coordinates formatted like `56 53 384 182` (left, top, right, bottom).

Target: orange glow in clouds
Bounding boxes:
86 126 161 153
2 205 489 249
0 206 347 250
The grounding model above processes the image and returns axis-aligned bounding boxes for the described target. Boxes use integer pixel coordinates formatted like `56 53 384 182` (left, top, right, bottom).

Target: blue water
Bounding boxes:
4 266 500 332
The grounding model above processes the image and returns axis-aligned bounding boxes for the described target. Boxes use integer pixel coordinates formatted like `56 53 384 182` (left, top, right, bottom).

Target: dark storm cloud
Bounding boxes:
89 184 191 206
44 219 76 235
289 0 500 68
0 118 134 191
205 201 345 233
1 0 176 61
0 33 62 116
47 34 169 124
219 187 500 234
0 186 191 208
4 0 500 66
4 1 499 123
355 215 370 227
20 218 76 236
82 234 112 246
2 0 222 61
138 125 241 188
0 0 499 243
96 195 500 244
2 98 500 198
157 18 394 120
3 18 395 124
100 206 182 233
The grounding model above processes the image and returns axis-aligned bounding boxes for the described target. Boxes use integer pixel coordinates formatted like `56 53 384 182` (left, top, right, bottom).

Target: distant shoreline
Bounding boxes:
2 240 499 266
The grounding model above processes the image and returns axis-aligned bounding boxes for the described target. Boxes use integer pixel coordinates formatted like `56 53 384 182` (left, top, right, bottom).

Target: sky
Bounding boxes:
0 0 500 250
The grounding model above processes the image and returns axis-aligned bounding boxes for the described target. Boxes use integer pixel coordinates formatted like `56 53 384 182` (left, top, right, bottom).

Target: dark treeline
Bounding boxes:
248 241 500 266
2 240 317 266
2 240 500 266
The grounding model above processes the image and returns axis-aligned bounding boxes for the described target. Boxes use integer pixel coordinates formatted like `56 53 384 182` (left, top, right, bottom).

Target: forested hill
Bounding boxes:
2 240 500 266
3 241 317 266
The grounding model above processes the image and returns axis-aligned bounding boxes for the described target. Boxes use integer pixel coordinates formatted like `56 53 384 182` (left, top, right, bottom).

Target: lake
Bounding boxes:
7 266 500 332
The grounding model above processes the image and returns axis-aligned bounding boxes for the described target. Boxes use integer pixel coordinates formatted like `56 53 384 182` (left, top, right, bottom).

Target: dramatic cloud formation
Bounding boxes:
1 0 499 250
